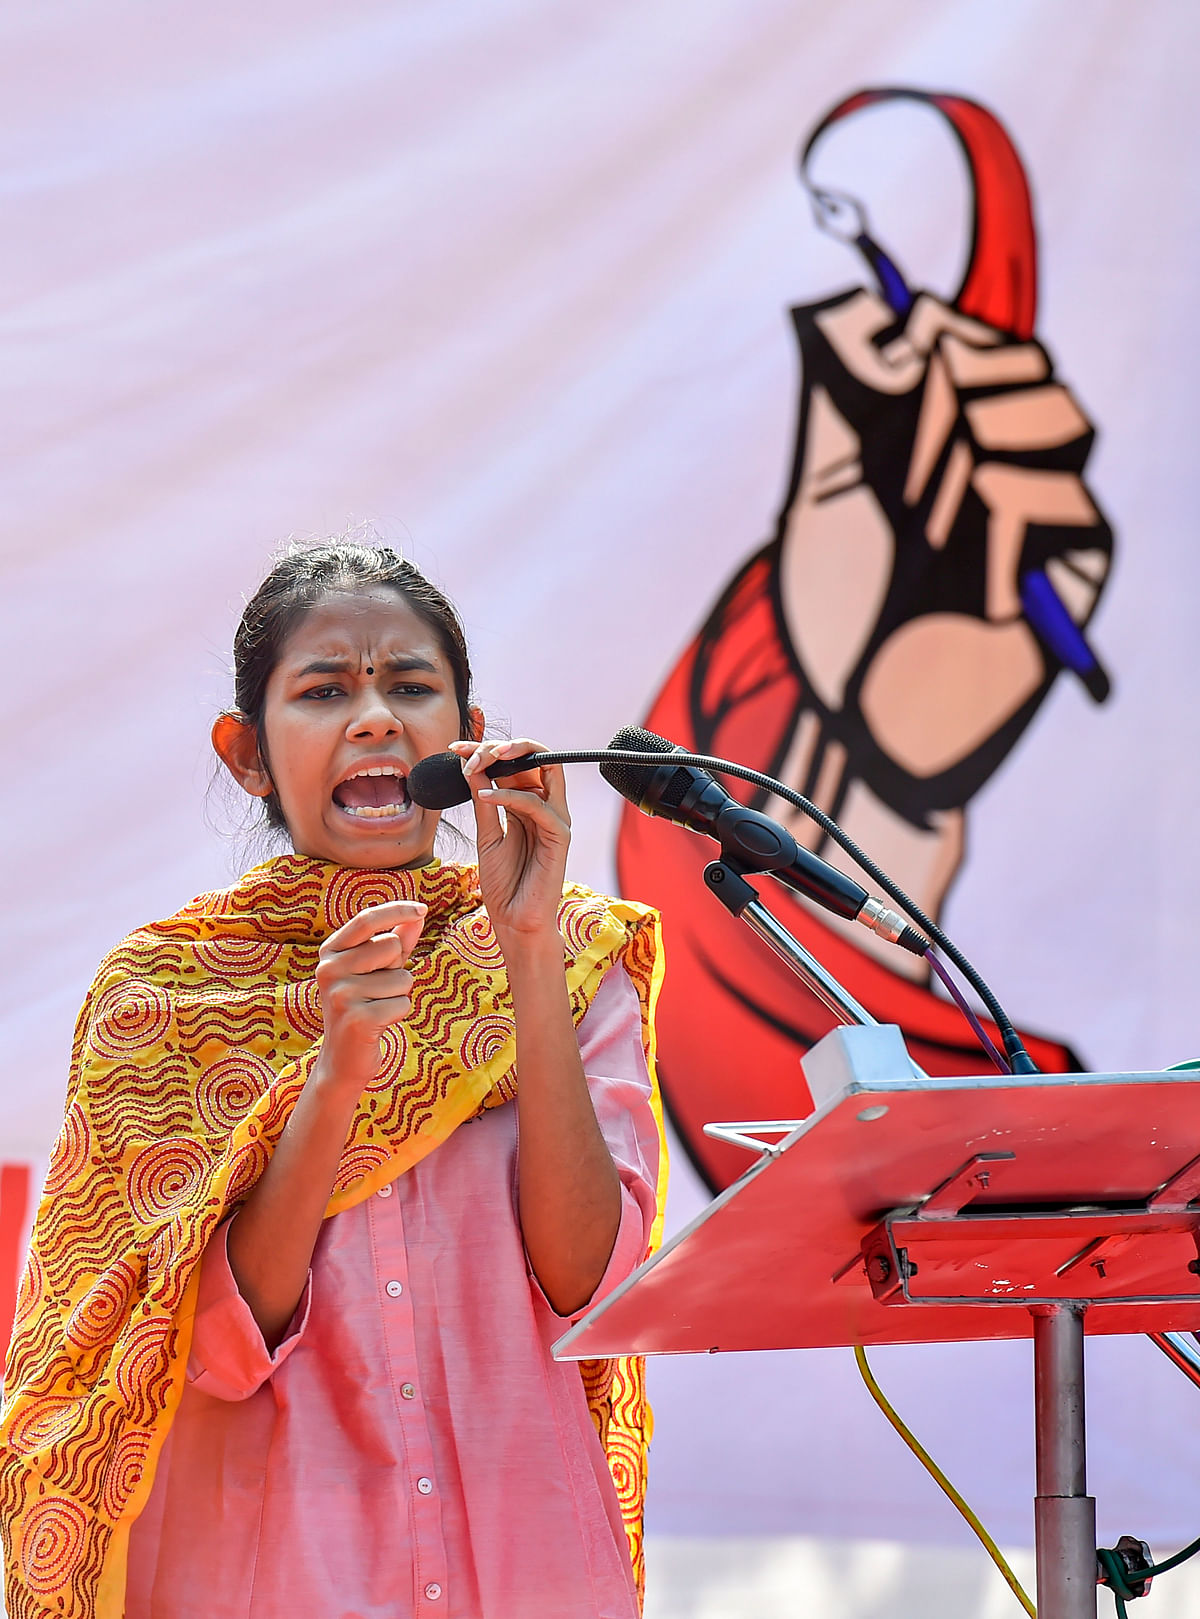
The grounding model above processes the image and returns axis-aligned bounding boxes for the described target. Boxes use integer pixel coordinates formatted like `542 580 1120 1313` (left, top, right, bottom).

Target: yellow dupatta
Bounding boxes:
0 855 666 1618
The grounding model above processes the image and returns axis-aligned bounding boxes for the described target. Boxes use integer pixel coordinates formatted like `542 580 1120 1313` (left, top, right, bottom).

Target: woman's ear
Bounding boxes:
467 705 486 744
212 713 273 798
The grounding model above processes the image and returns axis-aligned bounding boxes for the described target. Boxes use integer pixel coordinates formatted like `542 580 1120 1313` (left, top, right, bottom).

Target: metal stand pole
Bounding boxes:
1033 1305 1096 1619
703 862 878 1029
739 898 877 1028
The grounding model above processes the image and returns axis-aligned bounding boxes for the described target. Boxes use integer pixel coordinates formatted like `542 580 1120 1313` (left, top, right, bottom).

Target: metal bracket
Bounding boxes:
702 1121 805 1157
918 1151 1016 1219
859 1205 1200 1307
1056 1233 1133 1281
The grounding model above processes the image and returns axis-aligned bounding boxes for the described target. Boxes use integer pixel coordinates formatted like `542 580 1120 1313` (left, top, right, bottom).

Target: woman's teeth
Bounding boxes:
340 802 409 818
333 764 411 818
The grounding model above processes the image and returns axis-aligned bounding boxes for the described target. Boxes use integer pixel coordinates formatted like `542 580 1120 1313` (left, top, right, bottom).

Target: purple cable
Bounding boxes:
924 948 1011 1075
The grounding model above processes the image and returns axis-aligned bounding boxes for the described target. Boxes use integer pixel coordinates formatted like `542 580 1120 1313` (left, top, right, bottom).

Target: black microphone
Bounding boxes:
407 750 555 810
406 736 925 954
600 726 927 954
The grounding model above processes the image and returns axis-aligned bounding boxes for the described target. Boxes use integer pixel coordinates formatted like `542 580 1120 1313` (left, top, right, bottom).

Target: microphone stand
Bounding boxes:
695 849 928 1154
702 858 876 1030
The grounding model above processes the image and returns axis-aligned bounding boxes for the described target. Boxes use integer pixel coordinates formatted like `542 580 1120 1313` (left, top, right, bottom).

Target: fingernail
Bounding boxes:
478 787 497 799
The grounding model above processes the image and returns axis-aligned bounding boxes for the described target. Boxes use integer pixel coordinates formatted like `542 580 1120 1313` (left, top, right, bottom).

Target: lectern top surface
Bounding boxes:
555 1056 1200 1359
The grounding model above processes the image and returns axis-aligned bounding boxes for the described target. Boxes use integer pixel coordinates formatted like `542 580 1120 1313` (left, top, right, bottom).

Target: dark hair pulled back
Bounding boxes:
232 539 475 833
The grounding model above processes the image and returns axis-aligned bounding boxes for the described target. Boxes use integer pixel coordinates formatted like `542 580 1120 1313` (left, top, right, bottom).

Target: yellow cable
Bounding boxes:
854 1344 1037 1618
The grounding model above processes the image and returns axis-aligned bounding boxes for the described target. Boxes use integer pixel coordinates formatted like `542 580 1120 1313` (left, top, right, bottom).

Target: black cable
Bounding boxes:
533 748 1037 1073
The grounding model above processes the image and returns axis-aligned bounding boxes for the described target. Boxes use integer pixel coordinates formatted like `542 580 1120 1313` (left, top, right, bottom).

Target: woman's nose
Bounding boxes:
346 690 402 740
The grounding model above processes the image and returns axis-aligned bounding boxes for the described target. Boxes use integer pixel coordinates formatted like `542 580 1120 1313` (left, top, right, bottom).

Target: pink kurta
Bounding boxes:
125 965 659 1619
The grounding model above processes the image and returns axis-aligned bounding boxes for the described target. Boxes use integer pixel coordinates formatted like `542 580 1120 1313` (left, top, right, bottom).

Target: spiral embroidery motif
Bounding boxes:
458 1014 511 1072
87 982 172 1060
99 1431 151 1523
331 1143 391 1194
366 1022 409 1091
126 1140 212 1225
224 1138 270 1204
446 912 505 969
65 1261 141 1356
6 1397 85 1457
196 1053 273 1134
557 891 606 955
191 936 284 979
20 1498 89 1595
322 868 413 931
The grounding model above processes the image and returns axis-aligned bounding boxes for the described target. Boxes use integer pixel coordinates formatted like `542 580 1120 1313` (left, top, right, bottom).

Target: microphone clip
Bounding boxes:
702 858 761 920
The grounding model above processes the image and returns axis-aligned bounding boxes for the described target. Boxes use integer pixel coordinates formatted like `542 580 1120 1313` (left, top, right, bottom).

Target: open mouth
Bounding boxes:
332 765 412 821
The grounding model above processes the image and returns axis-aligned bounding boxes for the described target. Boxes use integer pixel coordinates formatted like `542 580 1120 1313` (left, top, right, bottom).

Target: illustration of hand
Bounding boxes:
616 90 1110 1190
774 284 1113 836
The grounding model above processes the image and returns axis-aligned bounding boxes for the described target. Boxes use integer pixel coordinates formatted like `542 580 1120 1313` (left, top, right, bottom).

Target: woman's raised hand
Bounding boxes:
450 738 570 942
312 900 427 1095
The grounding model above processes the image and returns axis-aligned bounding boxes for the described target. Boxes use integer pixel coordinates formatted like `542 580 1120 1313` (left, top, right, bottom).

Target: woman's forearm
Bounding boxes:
506 933 622 1316
225 1059 359 1350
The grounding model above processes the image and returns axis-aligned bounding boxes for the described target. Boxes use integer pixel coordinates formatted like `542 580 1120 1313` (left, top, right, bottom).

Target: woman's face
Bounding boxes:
239 588 473 869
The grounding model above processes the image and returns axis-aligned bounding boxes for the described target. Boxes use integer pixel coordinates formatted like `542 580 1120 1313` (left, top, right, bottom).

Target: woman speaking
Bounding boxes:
1 540 666 1619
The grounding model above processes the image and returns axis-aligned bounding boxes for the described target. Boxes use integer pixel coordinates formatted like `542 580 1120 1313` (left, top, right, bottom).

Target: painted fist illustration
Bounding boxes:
775 280 1111 839
619 89 1110 1190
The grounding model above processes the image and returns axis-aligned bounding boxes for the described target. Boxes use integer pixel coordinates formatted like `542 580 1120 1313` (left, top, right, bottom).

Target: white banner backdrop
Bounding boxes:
3 0 1199 1610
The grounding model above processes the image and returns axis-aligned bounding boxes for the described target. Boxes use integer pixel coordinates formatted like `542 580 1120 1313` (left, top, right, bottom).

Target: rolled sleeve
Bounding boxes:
531 962 661 1325
186 1217 312 1401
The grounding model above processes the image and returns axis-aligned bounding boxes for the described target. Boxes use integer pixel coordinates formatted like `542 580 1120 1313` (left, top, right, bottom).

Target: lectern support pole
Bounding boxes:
1033 1305 1096 1619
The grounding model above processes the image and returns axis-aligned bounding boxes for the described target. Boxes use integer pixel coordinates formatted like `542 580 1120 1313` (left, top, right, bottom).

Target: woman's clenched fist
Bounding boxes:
311 900 427 1095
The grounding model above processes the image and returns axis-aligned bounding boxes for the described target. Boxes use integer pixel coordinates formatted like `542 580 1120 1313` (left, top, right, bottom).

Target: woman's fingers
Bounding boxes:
474 785 568 839
457 738 570 821
323 900 427 958
459 737 555 796
321 965 413 1004
316 956 401 1023
490 738 553 795
467 777 506 853
320 935 414 984
352 968 415 1005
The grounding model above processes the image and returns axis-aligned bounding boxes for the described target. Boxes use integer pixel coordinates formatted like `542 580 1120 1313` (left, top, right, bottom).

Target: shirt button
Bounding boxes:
377 1183 393 1198
424 1584 442 1601
417 1476 434 1495
400 1382 416 1400
385 1281 403 1298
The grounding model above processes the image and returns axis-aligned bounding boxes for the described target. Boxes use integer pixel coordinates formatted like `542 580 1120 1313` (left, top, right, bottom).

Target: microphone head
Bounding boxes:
407 751 472 810
600 726 686 808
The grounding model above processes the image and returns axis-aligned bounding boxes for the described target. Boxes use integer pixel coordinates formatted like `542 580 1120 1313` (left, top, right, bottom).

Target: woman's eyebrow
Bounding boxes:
383 654 440 674
292 654 440 677
294 657 354 676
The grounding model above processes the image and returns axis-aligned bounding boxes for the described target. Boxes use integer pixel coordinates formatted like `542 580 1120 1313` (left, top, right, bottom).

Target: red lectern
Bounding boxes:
555 1025 1200 1619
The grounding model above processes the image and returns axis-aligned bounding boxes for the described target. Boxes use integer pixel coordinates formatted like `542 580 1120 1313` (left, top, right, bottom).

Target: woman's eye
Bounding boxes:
393 684 433 698
303 685 344 700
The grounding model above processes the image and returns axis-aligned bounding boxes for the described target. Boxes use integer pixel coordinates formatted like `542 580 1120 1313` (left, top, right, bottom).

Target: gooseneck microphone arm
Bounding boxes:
408 742 1036 1076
